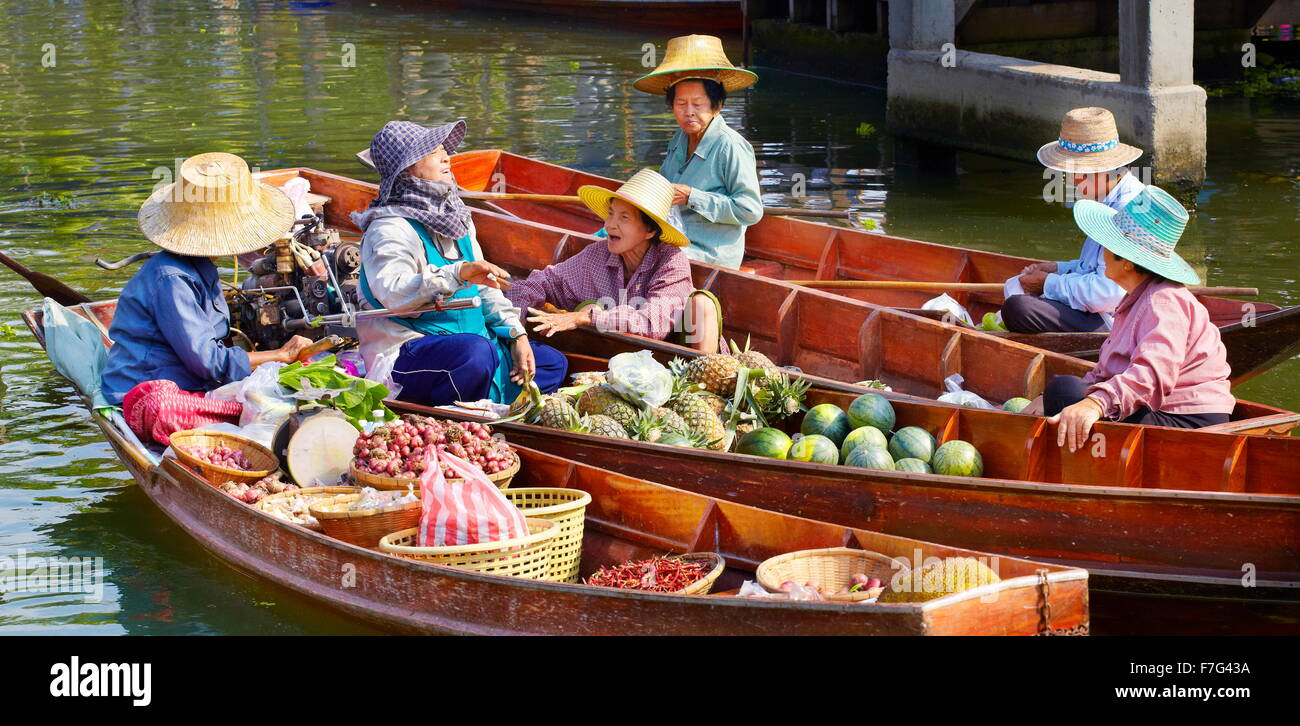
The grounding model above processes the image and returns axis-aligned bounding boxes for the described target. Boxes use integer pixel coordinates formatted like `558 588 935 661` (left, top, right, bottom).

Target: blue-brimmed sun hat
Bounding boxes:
1072 185 1200 286
368 120 467 202
1037 107 1143 174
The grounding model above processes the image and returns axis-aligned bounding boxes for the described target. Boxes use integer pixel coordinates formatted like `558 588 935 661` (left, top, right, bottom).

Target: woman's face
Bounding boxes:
671 80 717 138
405 145 454 183
603 198 656 255
1101 247 1130 283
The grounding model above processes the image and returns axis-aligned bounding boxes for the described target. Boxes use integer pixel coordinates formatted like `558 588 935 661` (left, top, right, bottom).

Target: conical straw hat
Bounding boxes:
138 152 295 257
577 169 689 247
634 34 758 95
1037 107 1143 174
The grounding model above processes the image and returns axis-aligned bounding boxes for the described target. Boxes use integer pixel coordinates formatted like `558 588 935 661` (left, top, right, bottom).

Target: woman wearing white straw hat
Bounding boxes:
353 120 567 407
1001 107 1147 334
508 169 714 349
1018 186 1233 450
632 34 762 271
101 153 312 444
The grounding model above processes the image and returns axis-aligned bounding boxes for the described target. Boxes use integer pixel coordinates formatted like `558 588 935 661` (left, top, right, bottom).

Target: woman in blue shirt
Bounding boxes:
102 153 310 407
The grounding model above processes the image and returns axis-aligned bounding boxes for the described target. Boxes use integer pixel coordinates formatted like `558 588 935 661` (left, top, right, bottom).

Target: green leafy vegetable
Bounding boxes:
278 355 396 428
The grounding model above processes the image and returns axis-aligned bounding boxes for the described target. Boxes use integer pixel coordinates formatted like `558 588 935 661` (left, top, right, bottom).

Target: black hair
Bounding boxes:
638 209 663 244
666 78 726 112
1113 252 1172 285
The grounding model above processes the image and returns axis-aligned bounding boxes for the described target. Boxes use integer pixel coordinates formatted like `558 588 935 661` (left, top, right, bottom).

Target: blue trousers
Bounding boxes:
1001 295 1108 334
391 334 566 407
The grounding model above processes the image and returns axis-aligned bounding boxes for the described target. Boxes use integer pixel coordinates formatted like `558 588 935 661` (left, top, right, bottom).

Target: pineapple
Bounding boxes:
754 371 810 422
685 354 741 397
577 385 638 429
536 395 581 431
699 392 729 417
670 392 728 451
652 407 690 437
571 371 607 387
583 414 629 439
626 407 691 443
729 337 779 375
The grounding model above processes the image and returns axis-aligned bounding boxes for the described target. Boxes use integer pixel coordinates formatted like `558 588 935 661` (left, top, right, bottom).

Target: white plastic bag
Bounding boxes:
921 293 974 327
207 362 296 427
936 373 997 410
606 350 672 408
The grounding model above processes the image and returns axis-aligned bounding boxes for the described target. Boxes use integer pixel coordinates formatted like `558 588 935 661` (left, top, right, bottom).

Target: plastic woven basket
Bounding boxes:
378 518 557 580
171 429 277 486
756 547 900 601
503 488 591 583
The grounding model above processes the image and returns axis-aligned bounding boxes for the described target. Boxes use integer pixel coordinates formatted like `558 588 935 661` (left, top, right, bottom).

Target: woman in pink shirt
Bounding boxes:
1023 185 1234 451
508 169 720 351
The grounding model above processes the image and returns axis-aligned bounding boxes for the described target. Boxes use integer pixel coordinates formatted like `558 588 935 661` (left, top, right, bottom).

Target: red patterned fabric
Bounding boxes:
122 379 243 446
417 447 529 547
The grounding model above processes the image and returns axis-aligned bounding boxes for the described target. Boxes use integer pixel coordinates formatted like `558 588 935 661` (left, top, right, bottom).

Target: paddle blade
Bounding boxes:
0 250 91 306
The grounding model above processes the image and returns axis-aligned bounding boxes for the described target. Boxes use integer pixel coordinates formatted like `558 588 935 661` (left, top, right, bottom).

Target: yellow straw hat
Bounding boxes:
1037 107 1144 174
577 169 689 247
137 152 295 257
634 34 758 95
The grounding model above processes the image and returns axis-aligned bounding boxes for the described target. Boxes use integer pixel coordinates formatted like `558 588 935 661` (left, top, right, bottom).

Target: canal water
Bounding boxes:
0 0 1296 634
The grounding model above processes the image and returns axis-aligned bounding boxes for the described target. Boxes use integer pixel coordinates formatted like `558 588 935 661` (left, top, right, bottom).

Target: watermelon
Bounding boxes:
1002 397 1032 413
843 445 895 471
932 440 984 477
887 426 937 463
895 457 932 473
736 427 793 459
840 426 888 463
800 404 852 446
847 392 896 433
788 434 840 465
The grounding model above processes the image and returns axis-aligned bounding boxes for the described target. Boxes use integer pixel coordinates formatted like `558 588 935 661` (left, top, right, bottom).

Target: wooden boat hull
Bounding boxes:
454 149 1300 386
261 165 1297 436
26 311 1086 636
407 402 1300 636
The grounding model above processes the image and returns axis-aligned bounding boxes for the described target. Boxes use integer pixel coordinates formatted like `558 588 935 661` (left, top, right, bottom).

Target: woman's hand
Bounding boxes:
1020 261 1058 276
670 183 692 206
509 334 535 385
526 307 591 337
459 260 512 290
1018 270 1049 295
1047 397 1104 453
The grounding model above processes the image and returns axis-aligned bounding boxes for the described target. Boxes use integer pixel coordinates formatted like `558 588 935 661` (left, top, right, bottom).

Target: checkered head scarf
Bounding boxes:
352 119 470 239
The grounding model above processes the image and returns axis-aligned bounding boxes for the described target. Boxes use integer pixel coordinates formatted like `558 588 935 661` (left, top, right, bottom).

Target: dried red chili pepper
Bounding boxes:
586 556 705 593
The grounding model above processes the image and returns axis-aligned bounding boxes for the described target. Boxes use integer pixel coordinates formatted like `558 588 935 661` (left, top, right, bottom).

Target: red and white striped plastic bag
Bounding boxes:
416 446 529 547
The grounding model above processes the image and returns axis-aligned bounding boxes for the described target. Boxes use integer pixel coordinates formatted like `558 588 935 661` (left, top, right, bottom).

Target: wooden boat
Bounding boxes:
453 0 742 30
22 307 1087 636
447 149 1300 387
257 164 1299 436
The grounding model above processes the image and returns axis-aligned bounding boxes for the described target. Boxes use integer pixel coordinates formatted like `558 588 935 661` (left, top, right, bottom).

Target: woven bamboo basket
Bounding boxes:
675 552 727 595
502 488 591 583
349 451 520 491
171 430 277 486
378 518 557 579
256 486 360 531
756 547 900 601
309 493 422 548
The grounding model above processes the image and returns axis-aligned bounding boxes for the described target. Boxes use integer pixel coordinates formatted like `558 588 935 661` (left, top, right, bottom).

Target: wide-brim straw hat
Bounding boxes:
634 34 758 95
1073 185 1199 286
368 119 467 202
577 169 689 247
138 152 295 257
1037 107 1144 174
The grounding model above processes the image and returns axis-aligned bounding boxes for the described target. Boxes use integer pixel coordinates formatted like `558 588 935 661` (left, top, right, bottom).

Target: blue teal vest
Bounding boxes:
360 219 519 403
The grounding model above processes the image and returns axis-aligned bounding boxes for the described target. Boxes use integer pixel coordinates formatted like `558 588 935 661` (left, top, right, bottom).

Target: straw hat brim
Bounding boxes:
577 185 689 247
634 67 758 95
1037 140 1143 174
1072 200 1199 285
138 181 296 257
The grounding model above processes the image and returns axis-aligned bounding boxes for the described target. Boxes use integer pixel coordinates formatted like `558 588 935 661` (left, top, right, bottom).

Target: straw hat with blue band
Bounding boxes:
1072 185 1201 286
634 35 758 95
1037 107 1143 174
577 169 690 247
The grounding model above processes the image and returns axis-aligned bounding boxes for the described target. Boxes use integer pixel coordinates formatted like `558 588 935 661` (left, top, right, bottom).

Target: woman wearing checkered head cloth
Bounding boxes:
352 119 567 406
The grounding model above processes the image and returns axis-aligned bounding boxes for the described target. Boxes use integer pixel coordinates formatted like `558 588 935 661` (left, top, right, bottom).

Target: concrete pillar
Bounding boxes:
1119 0 1195 87
888 0 955 50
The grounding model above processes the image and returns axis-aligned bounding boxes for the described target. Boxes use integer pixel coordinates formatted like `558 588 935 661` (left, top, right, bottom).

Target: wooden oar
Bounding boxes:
788 279 1260 297
356 149 853 218
0 249 91 306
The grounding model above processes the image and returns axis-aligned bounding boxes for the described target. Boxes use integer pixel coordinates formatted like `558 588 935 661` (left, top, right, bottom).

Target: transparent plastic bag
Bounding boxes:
207 362 296 428
606 350 672 409
921 293 974 327
936 373 997 410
